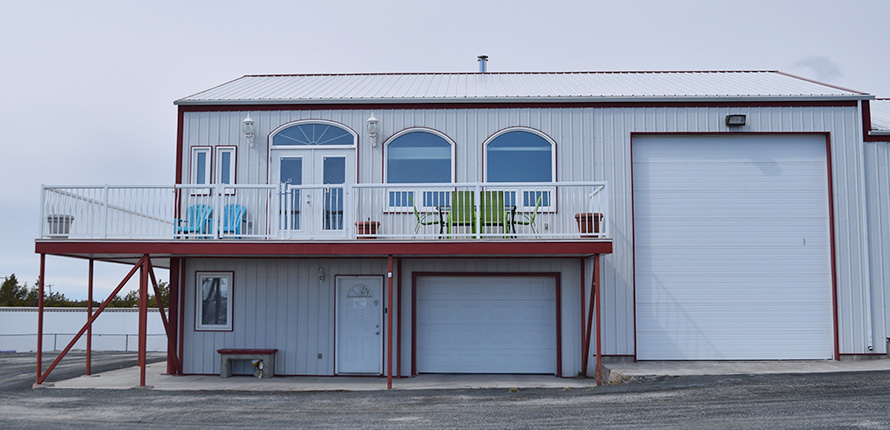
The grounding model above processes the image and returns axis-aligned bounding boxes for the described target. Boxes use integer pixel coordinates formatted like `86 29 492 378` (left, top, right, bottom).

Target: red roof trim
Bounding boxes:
177 100 858 113
863 100 890 142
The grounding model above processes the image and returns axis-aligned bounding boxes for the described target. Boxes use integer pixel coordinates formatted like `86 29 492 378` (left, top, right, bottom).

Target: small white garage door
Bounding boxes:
416 276 556 373
633 135 834 360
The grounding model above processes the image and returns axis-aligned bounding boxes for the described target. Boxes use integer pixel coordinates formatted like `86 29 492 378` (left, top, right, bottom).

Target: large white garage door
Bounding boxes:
416 276 556 373
633 135 834 360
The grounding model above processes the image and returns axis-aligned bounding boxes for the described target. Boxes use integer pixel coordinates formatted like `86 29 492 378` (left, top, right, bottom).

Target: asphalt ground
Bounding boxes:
1 352 890 429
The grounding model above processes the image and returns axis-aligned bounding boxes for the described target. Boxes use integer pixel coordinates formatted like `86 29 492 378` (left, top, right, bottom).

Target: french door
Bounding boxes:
273 149 354 238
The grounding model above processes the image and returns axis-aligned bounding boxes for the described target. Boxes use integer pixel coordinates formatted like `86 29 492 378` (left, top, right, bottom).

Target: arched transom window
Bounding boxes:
272 122 355 146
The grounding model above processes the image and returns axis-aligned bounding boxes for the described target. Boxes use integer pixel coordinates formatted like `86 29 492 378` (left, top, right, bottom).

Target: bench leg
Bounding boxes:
262 355 275 378
220 357 233 378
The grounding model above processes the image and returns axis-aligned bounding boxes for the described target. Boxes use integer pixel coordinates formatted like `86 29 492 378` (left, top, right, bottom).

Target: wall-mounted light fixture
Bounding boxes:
242 114 256 147
367 113 379 147
317 267 326 283
725 114 746 127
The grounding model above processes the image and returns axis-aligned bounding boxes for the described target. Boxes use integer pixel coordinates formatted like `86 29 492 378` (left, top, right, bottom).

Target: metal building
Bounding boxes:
34 70 889 387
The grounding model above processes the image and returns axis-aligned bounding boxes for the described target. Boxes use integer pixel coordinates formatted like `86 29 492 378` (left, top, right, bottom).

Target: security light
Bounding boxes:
725 114 746 127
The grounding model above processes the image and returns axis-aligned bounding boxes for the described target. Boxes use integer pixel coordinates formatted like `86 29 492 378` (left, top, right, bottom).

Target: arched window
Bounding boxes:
272 122 355 146
384 130 454 209
385 130 453 183
485 129 556 209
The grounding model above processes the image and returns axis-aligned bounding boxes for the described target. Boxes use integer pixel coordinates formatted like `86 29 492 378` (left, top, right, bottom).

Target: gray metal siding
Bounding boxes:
864 139 890 350
182 258 389 375
181 257 587 376
180 103 884 358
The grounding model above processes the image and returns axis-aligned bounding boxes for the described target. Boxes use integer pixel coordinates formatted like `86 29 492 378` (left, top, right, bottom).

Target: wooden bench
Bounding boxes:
217 348 278 378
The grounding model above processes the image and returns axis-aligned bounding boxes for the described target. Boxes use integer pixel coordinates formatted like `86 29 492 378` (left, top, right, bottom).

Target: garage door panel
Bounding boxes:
636 165 829 191
635 218 830 242
635 249 834 273
416 276 556 374
633 135 833 360
634 192 829 217
636 283 832 304
418 300 554 324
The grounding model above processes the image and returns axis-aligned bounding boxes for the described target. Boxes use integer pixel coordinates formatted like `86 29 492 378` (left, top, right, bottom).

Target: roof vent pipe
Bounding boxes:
478 55 489 73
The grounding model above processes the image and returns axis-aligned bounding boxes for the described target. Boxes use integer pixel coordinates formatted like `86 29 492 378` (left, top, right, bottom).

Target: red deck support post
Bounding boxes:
595 254 602 386
582 272 594 377
387 255 394 390
36 254 45 385
139 255 148 387
395 257 402 379
178 262 186 375
167 258 180 375
580 258 585 364
86 259 94 376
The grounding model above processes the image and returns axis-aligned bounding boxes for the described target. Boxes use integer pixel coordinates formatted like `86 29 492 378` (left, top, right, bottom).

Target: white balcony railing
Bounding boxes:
40 182 608 241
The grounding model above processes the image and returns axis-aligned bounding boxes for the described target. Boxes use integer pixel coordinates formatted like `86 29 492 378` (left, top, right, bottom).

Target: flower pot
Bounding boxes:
355 221 380 239
574 213 602 237
46 214 74 238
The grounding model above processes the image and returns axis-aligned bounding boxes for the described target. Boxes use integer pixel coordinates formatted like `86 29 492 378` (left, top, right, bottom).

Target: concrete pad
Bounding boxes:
49 358 890 391
50 362 599 391
604 359 890 384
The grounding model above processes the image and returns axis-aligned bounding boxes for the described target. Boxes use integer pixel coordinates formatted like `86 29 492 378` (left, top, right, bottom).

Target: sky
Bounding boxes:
1 0 888 300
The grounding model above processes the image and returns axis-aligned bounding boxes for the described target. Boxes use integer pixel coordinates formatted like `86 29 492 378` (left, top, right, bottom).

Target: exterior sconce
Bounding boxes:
725 114 746 127
367 114 379 147
242 114 256 147
317 267 326 283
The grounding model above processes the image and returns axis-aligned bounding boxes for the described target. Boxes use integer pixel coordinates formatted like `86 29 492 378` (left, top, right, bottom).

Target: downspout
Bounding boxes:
856 100 875 351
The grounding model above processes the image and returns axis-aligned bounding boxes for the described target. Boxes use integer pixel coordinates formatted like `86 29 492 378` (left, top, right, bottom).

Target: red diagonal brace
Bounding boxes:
36 256 147 385
146 259 169 332
146 258 180 373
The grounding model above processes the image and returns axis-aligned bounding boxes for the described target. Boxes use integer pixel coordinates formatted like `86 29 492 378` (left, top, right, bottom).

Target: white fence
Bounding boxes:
40 181 609 240
0 307 167 352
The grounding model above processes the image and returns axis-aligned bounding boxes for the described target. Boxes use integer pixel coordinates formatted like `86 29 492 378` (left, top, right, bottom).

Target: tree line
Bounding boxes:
0 273 169 308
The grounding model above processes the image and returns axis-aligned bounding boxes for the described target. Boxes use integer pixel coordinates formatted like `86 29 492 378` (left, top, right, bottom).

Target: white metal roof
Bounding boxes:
870 99 890 132
175 71 870 105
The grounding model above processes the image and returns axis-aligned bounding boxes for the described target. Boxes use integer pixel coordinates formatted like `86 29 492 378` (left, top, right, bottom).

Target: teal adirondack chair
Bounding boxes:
221 204 247 238
176 204 213 237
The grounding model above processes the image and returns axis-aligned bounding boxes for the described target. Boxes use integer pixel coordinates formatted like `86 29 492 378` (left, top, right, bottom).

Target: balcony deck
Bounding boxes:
38 182 611 262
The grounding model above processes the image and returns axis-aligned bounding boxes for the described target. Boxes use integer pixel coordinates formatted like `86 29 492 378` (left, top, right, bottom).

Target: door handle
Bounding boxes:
305 194 311 205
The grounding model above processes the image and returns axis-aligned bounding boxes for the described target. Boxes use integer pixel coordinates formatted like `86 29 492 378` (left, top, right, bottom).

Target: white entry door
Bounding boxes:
336 276 384 375
274 149 354 238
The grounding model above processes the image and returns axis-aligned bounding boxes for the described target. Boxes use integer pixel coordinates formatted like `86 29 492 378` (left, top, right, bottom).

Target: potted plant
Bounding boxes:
574 213 602 237
355 220 381 239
